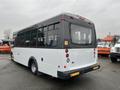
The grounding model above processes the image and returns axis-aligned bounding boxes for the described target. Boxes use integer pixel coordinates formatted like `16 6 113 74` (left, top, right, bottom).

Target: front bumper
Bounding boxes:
98 51 110 55
57 64 100 79
110 53 120 59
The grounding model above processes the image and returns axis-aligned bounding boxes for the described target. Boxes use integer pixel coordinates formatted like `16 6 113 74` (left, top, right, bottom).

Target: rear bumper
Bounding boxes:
110 53 120 59
57 64 100 79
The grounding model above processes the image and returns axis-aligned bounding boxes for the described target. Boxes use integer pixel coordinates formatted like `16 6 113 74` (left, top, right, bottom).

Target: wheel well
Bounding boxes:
28 58 35 68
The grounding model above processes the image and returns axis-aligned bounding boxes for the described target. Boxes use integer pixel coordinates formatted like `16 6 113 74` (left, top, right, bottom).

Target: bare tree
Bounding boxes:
4 29 11 39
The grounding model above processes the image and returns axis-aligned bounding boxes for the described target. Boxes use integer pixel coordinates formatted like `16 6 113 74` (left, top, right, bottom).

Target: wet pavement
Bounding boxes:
0 54 120 90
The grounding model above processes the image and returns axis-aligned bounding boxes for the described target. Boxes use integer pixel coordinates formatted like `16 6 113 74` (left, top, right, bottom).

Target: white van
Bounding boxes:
110 39 120 62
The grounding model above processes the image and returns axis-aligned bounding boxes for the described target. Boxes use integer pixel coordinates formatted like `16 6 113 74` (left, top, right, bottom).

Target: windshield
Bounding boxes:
97 42 105 47
97 41 112 47
71 24 92 44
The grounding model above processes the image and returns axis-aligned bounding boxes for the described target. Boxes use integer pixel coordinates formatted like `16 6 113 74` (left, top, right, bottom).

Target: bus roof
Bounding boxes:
18 13 93 34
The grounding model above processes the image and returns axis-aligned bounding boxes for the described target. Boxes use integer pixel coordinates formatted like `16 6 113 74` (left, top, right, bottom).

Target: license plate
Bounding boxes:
70 72 80 77
93 66 99 70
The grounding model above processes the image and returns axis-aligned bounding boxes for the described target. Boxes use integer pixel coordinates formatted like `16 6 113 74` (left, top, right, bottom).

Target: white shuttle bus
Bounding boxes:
11 13 100 79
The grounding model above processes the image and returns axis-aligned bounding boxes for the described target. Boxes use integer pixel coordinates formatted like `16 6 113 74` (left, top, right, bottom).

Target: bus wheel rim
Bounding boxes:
31 64 36 73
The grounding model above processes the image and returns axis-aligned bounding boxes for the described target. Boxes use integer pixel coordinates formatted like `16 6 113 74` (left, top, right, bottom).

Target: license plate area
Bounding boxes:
70 72 80 77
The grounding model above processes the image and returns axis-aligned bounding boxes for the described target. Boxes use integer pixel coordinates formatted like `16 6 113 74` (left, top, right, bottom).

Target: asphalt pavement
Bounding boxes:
0 54 120 90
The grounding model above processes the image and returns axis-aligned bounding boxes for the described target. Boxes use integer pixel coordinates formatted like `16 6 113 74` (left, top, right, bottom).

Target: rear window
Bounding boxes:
71 24 92 45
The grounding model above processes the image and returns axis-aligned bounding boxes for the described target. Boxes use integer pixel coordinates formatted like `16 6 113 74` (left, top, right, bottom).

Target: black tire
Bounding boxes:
110 57 117 63
30 61 38 75
10 52 14 61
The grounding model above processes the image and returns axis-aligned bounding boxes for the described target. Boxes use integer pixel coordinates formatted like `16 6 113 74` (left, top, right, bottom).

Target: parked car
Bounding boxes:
110 39 120 62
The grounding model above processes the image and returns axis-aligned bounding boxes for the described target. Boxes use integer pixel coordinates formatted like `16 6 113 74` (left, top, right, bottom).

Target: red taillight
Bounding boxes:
65 49 68 53
66 54 69 57
65 48 70 63
64 65 67 68
65 48 69 57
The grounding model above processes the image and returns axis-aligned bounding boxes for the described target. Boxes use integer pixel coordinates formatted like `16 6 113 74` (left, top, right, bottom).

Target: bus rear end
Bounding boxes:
57 14 100 79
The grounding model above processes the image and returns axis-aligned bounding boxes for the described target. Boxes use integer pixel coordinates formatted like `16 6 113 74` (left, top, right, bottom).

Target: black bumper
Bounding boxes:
57 64 100 79
110 53 120 59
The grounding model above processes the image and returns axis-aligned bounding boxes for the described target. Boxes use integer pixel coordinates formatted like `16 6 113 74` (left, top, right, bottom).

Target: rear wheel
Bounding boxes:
30 61 38 75
110 57 117 63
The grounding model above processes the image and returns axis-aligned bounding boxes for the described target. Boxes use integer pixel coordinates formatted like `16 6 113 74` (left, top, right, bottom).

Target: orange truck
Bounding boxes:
97 35 113 55
0 44 11 53
0 39 13 53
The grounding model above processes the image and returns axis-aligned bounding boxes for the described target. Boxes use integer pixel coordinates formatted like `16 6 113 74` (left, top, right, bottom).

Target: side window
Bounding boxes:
54 23 59 30
47 30 58 47
15 33 25 47
37 28 45 47
48 25 54 31
24 31 31 47
43 27 48 46
30 30 37 47
44 26 48 32
15 34 20 47
19 33 25 47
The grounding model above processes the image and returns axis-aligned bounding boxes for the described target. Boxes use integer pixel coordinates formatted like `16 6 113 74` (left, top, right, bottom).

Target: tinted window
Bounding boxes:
24 31 31 47
15 34 20 47
20 33 25 47
15 33 25 47
71 24 92 45
15 23 60 48
37 28 46 47
30 30 37 47
47 30 58 47
44 27 48 32
55 23 59 30
48 25 54 31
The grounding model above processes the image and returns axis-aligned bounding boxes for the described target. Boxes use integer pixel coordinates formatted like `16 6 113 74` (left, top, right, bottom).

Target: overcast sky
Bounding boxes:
0 0 120 39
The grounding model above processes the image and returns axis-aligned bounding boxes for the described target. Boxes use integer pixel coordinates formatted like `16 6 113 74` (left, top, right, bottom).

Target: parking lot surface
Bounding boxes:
0 54 120 90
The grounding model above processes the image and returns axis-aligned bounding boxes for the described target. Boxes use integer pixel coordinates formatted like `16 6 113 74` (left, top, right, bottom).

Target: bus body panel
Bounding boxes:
57 49 97 71
12 13 99 79
12 48 97 77
12 48 63 77
68 48 97 70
